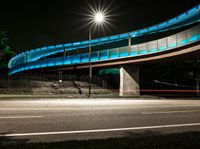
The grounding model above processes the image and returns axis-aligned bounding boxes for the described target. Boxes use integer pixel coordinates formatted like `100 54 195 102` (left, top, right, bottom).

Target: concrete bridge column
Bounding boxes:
119 65 140 96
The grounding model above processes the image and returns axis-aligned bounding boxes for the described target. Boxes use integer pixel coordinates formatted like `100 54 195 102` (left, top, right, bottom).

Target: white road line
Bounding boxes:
141 110 200 115
1 123 200 137
0 116 44 119
0 105 200 111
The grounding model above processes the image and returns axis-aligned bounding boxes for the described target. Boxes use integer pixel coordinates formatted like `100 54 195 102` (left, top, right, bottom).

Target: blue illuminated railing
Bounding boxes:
8 4 200 69
9 25 200 75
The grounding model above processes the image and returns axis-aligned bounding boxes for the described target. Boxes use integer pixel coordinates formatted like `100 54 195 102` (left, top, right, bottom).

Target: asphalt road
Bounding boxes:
0 98 200 143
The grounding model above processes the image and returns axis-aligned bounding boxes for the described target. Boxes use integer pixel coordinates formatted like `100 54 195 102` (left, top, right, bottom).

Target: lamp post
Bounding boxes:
88 12 105 97
88 28 92 96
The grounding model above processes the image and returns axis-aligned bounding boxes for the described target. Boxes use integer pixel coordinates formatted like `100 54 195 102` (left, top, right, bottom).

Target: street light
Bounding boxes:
88 11 105 97
94 12 105 23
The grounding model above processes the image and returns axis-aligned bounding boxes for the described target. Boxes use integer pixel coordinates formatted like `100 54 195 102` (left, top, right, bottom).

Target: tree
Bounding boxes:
0 29 15 68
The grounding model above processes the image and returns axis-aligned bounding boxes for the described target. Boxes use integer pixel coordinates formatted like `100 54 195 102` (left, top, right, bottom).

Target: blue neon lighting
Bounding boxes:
56 45 63 48
119 52 129 57
168 18 177 24
138 50 147 55
110 35 119 40
159 46 167 51
139 29 148 33
159 22 167 27
119 33 129 38
48 46 55 49
188 7 197 14
73 42 81 46
149 26 158 31
81 41 89 44
64 43 72 47
178 13 187 19
100 37 108 41
41 47 47 50
148 48 157 53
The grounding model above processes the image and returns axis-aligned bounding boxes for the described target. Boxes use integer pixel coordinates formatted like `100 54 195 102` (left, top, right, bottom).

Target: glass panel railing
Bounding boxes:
100 50 108 60
188 26 198 42
138 43 147 55
91 51 99 62
40 60 48 68
167 35 177 48
148 41 158 53
178 31 187 45
130 45 138 56
72 55 80 64
63 56 72 65
198 25 200 40
28 48 64 62
119 47 129 57
13 55 25 67
80 53 89 63
158 38 167 51
109 49 119 59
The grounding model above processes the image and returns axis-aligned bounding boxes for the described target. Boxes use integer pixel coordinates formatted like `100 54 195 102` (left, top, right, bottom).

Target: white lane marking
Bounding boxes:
0 105 200 111
141 110 200 115
1 123 200 137
160 105 200 108
0 116 43 119
0 109 198 119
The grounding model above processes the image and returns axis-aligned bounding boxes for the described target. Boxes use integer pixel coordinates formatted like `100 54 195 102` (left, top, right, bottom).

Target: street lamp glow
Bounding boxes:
94 12 104 23
87 5 111 97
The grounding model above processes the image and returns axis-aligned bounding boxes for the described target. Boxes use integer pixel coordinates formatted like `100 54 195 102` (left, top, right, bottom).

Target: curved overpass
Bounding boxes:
8 4 200 75
7 5 200 97
9 24 200 75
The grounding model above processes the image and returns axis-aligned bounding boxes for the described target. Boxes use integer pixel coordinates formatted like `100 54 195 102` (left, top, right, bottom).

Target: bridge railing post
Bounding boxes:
156 39 158 51
166 36 168 49
136 44 139 55
97 51 100 60
186 28 188 44
146 42 148 53
198 24 200 40
128 36 131 55
107 50 110 59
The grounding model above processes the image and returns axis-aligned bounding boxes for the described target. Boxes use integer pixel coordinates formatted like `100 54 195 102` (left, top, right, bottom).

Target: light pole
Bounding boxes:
88 12 105 97
88 28 92 96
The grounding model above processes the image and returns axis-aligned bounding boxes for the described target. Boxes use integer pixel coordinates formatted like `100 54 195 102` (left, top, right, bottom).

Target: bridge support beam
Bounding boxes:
119 65 140 97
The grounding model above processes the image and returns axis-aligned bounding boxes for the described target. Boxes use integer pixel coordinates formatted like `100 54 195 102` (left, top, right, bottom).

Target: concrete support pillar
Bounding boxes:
119 65 140 96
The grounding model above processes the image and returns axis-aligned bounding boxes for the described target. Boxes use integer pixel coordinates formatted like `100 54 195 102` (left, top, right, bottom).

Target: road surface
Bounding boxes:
0 98 200 143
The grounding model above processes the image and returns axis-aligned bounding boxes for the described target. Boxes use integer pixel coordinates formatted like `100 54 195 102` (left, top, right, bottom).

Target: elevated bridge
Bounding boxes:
8 5 200 96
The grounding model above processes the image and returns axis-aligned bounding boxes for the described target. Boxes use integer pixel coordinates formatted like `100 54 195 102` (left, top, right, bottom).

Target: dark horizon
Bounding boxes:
0 0 199 53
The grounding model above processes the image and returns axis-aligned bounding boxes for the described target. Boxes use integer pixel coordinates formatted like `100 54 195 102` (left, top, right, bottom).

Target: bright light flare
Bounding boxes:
94 12 105 23
84 1 114 31
77 0 118 34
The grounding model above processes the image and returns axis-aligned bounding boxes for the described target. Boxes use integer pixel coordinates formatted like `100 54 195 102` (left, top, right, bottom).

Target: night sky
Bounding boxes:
0 0 199 53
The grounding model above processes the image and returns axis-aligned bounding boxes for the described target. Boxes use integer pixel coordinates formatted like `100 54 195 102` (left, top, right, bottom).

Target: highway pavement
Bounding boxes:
0 98 200 143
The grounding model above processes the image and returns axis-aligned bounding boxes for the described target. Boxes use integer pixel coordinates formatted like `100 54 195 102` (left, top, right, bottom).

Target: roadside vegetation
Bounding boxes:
0 29 15 69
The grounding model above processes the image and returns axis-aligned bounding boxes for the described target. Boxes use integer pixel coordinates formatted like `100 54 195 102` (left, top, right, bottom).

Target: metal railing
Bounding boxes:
0 74 119 95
